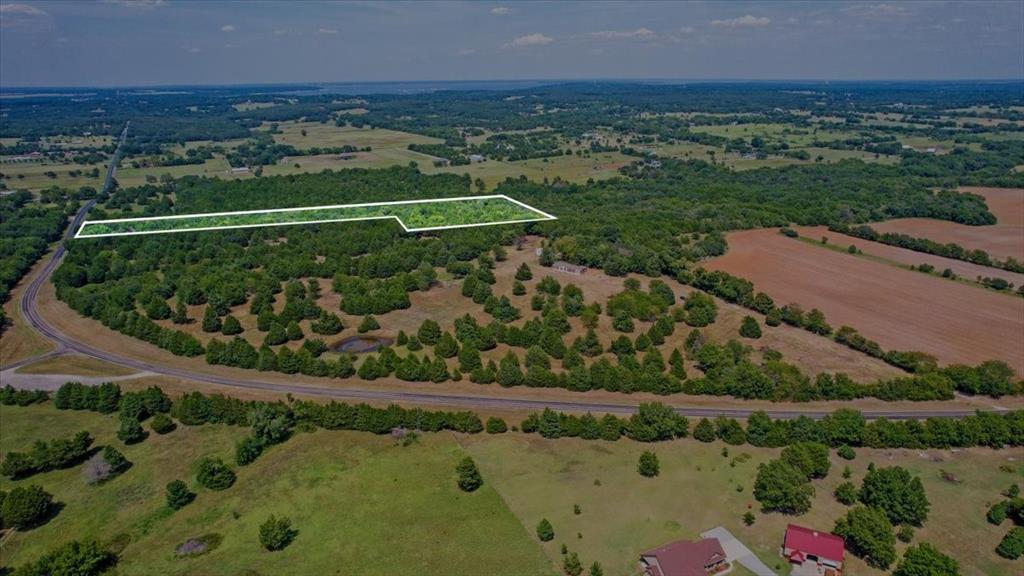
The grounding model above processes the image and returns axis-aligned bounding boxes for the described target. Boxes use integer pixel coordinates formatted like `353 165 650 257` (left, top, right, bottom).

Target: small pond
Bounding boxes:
331 335 393 353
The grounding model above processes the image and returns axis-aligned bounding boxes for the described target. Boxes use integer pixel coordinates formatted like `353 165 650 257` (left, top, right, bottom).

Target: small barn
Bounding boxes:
552 261 587 275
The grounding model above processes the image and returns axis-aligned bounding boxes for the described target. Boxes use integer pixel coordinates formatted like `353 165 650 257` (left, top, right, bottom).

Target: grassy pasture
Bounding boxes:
0 404 554 576
461 433 1022 576
0 161 105 192
115 158 238 188
423 151 633 189
267 121 441 150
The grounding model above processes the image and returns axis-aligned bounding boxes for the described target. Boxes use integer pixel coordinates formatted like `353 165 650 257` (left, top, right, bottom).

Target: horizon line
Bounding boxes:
3 76 1024 92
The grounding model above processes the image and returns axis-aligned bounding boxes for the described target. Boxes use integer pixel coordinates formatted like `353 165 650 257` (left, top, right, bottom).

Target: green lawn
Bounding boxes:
0 404 553 576
460 433 1023 576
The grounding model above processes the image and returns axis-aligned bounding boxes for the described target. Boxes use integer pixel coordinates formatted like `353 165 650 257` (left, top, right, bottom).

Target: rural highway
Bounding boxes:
6 124 1002 420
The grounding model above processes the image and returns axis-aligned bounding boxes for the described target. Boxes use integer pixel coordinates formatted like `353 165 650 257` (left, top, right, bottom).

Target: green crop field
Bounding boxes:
76 195 554 237
0 404 553 576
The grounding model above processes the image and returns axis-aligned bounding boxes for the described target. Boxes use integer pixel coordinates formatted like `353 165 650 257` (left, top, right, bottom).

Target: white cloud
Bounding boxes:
1 3 51 28
0 3 47 16
491 6 511 15
221 24 235 32
711 15 771 28
186 47 201 53
272 28 289 36
590 27 656 40
456 48 477 56
102 0 165 8
842 3 907 17
317 27 338 35
508 32 553 47
679 26 695 34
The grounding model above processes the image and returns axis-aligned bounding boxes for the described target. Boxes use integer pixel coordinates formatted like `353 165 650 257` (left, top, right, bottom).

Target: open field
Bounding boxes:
2 401 1019 576
0 161 105 191
115 158 238 188
424 151 634 188
14 354 138 377
794 225 1024 287
461 433 1023 576
267 121 441 150
76 195 554 237
707 228 1024 373
0 249 57 366
870 187 1024 262
0 404 554 576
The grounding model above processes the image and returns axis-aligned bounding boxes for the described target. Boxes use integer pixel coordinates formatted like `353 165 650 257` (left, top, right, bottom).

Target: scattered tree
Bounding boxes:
834 506 896 570
536 518 554 542
196 457 236 491
166 480 195 510
259 515 297 551
1 485 53 529
739 316 762 339
893 542 960 576
638 450 660 477
456 457 483 492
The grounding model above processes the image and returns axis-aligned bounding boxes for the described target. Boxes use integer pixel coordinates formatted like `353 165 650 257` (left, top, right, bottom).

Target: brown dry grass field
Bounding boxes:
794 225 1024 287
870 187 1024 262
0 249 57 366
14 354 137 377
707 228 1024 374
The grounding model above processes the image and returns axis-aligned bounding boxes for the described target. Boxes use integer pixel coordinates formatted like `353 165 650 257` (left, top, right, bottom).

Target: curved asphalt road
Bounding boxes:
9 124 997 420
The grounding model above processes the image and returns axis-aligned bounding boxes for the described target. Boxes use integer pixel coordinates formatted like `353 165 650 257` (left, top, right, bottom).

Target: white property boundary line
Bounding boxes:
75 194 557 238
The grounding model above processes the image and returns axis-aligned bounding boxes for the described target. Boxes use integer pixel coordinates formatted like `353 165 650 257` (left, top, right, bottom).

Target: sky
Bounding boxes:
1 0 1022 87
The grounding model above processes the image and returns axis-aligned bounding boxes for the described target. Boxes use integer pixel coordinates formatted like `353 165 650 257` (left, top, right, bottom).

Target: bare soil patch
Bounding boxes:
707 228 1024 373
870 187 1023 262
795 225 1024 287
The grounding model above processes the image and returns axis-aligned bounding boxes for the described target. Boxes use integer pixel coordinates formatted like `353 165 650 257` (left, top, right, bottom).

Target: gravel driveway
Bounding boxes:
701 526 777 576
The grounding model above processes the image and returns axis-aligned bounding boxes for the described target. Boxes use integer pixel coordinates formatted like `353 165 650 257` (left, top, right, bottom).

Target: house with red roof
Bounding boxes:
639 537 730 576
781 524 845 576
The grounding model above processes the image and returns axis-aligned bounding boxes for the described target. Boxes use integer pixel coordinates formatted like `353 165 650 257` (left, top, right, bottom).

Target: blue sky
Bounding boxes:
1 1 1021 87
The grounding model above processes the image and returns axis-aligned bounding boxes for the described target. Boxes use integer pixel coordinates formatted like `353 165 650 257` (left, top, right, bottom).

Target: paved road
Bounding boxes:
4 122 1005 419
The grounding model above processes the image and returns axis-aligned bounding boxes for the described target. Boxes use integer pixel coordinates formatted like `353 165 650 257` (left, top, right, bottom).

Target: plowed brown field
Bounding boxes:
707 228 1024 373
794 225 1024 286
871 187 1024 262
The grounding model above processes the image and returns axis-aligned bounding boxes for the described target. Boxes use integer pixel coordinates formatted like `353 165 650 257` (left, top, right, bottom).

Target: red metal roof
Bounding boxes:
784 524 845 562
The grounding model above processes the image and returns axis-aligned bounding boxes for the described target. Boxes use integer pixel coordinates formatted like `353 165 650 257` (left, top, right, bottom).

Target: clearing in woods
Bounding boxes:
75 194 556 238
706 228 1024 373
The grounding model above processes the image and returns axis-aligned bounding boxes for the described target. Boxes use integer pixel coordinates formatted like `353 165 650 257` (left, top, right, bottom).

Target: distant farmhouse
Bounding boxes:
468 153 486 163
781 524 845 576
1 151 43 163
639 537 729 576
552 261 587 275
